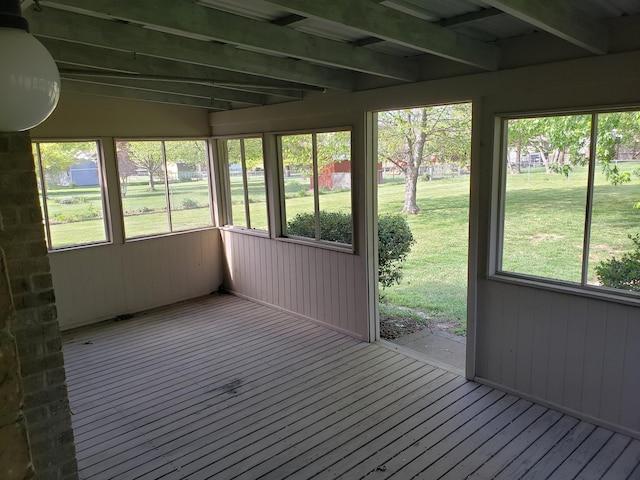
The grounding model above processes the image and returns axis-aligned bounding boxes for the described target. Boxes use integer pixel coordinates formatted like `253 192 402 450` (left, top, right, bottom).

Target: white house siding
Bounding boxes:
49 229 223 330
475 281 640 436
220 230 367 339
34 94 223 330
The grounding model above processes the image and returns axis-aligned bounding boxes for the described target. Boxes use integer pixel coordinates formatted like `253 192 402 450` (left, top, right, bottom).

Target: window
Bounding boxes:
116 139 213 239
279 130 352 246
497 109 640 296
32 140 109 249
218 137 268 231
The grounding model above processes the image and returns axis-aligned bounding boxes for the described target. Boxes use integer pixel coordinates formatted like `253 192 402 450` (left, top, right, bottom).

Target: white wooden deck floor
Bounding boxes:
62 294 640 480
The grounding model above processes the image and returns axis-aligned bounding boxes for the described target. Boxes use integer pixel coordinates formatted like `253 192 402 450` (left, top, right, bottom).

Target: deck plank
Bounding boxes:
61 294 640 480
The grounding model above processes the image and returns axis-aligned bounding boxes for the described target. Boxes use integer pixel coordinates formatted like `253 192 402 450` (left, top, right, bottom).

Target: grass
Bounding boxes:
377 163 640 333
43 178 213 247
43 164 640 333
378 175 470 329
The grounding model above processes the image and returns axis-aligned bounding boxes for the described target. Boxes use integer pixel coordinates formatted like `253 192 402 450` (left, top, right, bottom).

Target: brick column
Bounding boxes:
0 133 78 479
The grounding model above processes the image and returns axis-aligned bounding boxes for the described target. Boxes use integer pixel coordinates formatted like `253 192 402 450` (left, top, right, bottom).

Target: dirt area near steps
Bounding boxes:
379 308 462 340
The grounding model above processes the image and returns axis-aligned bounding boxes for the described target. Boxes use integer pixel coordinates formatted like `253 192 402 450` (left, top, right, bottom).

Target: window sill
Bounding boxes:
219 226 270 239
488 272 640 308
48 240 112 253
277 235 354 254
124 226 218 243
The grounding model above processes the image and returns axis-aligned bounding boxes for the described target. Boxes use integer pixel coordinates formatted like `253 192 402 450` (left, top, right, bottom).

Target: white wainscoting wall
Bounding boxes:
475 280 640 437
50 229 223 330
220 230 367 340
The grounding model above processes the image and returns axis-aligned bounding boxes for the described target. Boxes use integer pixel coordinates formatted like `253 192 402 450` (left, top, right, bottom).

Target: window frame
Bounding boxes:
32 138 112 251
115 137 216 240
491 105 640 305
214 135 270 235
276 127 354 252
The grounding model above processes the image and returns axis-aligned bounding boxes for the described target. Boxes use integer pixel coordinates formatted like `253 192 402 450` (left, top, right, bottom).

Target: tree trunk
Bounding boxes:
401 108 428 215
148 172 155 191
514 149 522 174
402 168 420 214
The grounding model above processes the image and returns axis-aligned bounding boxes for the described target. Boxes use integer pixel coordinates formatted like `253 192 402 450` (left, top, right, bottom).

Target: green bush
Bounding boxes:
181 198 198 209
595 234 640 292
287 211 415 288
377 214 416 288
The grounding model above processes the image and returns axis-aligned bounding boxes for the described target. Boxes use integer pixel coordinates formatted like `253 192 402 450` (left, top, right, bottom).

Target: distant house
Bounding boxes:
317 160 351 190
69 161 99 186
315 161 384 190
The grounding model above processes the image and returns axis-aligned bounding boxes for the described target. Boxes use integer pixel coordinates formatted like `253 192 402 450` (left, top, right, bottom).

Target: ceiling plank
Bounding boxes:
62 79 231 109
263 0 499 70
25 7 355 91
482 0 609 54
39 39 287 104
40 0 418 81
437 8 505 28
60 75 266 106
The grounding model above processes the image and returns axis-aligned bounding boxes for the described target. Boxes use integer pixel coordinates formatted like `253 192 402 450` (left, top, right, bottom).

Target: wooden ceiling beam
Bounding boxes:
263 0 499 71
61 79 231 109
483 0 609 54
39 38 305 102
25 7 355 91
39 0 418 81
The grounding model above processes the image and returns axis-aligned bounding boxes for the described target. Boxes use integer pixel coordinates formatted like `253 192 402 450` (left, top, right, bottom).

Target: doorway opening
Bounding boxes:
375 103 472 371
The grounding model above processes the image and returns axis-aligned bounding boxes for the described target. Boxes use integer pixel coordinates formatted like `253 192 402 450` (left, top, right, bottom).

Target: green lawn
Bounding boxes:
377 163 639 332
43 165 640 333
44 179 213 246
377 175 470 330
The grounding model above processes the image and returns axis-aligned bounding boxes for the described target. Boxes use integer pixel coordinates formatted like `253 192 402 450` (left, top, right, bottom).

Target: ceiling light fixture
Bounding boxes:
0 0 60 132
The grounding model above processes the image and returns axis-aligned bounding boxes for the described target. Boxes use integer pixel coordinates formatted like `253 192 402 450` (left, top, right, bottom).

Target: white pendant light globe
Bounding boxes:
0 27 60 132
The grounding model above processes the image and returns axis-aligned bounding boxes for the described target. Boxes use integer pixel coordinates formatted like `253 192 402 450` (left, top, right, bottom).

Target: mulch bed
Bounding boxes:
379 315 427 340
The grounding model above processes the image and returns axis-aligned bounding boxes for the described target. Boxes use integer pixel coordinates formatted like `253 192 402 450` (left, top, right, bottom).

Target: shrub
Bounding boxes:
377 214 416 288
287 211 415 288
181 198 198 209
595 234 640 292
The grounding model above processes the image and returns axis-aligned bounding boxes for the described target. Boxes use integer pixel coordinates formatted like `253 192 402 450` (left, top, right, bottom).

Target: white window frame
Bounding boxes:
32 139 111 251
115 137 216 240
491 106 640 305
276 128 354 251
215 135 269 235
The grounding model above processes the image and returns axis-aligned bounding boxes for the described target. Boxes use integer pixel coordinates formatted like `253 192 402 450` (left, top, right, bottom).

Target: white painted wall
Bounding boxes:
30 22 640 435
50 229 222 330
32 94 223 330
210 40 640 436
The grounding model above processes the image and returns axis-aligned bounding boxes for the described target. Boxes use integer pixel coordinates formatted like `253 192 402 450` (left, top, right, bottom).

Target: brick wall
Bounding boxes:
0 133 78 479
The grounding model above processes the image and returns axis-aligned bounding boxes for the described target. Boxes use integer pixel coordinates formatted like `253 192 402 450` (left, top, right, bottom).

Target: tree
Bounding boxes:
36 141 97 185
115 143 138 197
378 104 471 214
226 137 264 171
280 131 350 178
124 141 164 191
596 111 640 188
507 115 591 176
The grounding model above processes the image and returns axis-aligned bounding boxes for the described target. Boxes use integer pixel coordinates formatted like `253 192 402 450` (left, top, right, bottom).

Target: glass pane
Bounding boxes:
243 137 268 231
117 141 170 238
501 114 591 283
36 141 108 248
226 139 247 228
317 130 352 244
164 140 212 231
282 134 315 239
589 111 640 293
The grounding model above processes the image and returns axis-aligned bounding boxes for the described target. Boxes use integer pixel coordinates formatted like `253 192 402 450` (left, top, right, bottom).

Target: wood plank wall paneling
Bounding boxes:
221 230 366 339
476 280 640 436
49 229 223 330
